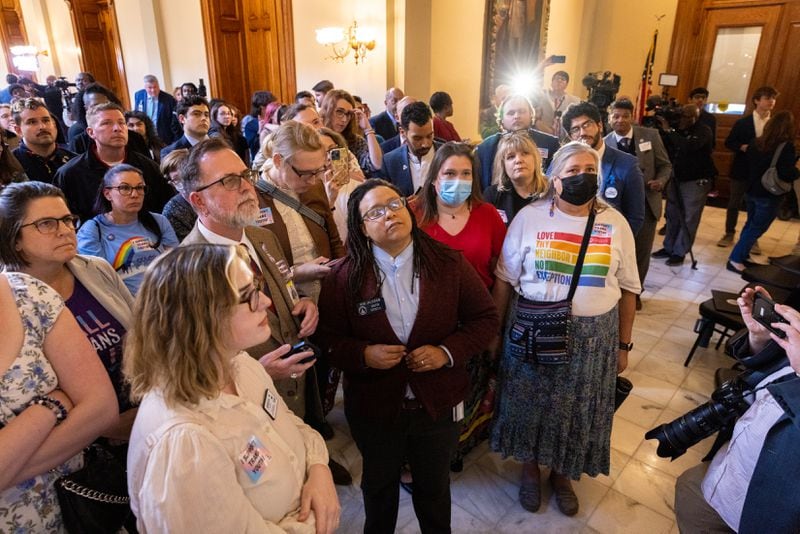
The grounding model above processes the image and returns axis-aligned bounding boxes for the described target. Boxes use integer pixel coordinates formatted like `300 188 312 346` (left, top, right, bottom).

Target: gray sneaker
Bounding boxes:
717 233 734 247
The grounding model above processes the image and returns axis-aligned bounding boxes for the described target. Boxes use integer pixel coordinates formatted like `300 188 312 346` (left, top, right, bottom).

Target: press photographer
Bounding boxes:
650 286 800 532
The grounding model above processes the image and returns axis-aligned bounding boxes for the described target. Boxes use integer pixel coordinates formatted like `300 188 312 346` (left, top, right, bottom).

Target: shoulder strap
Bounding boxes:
770 142 788 168
566 210 596 302
255 179 327 231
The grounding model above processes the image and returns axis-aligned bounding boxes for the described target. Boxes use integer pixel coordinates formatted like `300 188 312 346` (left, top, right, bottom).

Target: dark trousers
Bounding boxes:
664 178 711 257
675 464 734 533
635 207 659 287
725 178 748 235
729 194 781 263
346 404 460 534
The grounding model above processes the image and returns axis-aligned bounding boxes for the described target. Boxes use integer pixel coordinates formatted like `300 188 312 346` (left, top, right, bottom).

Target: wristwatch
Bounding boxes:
619 341 634 351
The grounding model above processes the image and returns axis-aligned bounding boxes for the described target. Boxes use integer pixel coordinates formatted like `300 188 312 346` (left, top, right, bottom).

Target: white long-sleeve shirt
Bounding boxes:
127 353 329 533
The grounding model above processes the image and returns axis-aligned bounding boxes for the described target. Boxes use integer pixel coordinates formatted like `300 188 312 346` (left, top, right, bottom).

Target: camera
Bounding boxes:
641 95 682 130
582 71 621 111
645 338 788 460
53 76 76 91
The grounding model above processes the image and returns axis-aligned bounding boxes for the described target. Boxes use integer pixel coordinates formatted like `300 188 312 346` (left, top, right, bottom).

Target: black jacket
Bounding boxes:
725 114 758 181
745 141 799 198
663 122 715 181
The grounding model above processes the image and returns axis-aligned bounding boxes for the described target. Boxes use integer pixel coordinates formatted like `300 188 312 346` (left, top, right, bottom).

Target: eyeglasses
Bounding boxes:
568 119 599 136
195 169 258 193
334 107 353 119
239 278 264 312
290 163 329 181
105 184 147 196
361 197 406 221
20 215 80 234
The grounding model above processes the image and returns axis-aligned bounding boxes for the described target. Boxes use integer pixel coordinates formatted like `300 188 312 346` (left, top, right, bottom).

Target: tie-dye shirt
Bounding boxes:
495 199 641 316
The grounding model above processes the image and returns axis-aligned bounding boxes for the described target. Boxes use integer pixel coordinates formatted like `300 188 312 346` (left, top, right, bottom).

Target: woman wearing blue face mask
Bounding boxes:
490 141 640 517
412 141 507 470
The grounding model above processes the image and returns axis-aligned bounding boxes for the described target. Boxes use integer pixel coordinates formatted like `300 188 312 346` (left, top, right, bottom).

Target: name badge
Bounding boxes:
496 209 508 224
239 435 272 482
604 186 619 199
286 280 300 305
538 147 549 159
256 207 274 226
638 141 652 152
263 389 279 419
357 297 386 316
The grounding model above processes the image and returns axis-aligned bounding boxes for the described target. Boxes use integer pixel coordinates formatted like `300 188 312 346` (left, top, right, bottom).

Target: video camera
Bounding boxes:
645 336 788 460
53 76 76 91
582 71 621 111
641 94 682 130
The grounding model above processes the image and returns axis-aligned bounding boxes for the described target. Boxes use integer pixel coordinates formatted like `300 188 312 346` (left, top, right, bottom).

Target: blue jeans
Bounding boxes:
729 195 782 263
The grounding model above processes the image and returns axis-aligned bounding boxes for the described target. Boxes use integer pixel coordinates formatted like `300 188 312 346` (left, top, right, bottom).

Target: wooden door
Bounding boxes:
666 0 800 200
0 0 28 79
201 0 296 115
66 0 129 109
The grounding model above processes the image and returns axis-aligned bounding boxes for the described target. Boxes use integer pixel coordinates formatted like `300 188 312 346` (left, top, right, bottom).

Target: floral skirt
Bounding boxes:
490 304 618 480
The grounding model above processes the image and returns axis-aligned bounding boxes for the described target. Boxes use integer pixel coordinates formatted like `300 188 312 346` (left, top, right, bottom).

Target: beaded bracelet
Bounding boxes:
30 395 68 425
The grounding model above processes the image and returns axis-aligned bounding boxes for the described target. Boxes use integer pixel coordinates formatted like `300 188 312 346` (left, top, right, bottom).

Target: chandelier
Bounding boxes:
315 20 376 65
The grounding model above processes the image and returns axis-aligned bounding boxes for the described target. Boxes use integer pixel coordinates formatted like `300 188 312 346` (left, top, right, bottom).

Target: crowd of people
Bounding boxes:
0 67 799 534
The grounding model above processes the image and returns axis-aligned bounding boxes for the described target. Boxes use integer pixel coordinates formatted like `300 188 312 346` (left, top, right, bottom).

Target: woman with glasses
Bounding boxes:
316 179 498 533
490 142 639 516
411 142 507 470
77 164 178 295
125 244 339 533
317 126 365 241
484 131 550 225
255 121 344 303
210 101 251 166
0 181 135 532
319 89 382 176
160 148 196 241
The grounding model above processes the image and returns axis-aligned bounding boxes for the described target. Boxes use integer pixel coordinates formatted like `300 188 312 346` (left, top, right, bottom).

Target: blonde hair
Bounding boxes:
492 131 548 194
124 244 244 406
271 120 324 164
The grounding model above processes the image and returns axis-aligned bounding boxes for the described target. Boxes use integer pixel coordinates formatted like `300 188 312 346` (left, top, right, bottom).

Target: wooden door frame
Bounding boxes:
0 0 30 81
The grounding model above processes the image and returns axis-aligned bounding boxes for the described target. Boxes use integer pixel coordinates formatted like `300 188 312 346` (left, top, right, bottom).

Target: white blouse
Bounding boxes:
127 353 329 533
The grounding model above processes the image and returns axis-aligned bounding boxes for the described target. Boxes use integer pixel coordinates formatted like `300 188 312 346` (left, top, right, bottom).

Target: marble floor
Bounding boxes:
324 205 800 534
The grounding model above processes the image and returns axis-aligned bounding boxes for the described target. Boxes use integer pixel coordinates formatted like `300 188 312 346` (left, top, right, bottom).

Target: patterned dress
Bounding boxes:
0 273 83 533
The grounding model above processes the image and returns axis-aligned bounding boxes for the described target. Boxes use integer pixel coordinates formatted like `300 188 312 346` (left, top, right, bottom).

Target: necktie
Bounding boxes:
618 137 632 154
148 97 157 122
248 255 276 313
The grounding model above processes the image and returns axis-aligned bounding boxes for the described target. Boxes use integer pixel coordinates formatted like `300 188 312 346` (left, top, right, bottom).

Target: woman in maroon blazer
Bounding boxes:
317 179 498 534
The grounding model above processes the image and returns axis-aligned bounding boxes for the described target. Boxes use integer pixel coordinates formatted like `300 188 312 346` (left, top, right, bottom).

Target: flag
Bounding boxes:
636 29 658 122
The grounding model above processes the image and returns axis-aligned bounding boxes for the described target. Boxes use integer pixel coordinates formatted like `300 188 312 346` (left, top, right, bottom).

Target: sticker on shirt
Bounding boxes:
239 435 272 482
604 186 618 199
356 297 386 316
638 141 652 152
263 389 279 419
256 207 274 226
112 237 159 280
532 223 612 288
538 148 549 160
496 209 508 224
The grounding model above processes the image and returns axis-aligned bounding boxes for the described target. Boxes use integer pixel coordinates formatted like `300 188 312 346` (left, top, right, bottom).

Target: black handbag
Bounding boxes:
614 376 634 411
507 211 595 365
55 444 132 534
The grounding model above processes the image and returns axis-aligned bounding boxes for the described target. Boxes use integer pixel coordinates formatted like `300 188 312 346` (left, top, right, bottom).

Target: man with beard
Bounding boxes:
12 98 76 184
379 101 442 197
563 101 645 235
180 138 352 486
475 94 560 189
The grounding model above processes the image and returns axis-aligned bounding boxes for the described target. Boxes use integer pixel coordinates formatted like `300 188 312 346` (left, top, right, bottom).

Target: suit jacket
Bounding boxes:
160 134 193 160
604 125 672 219
476 128 560 189
725 114 758 181
254 179 344 265
134 89 179 145
181 222 323 421
369 110 398 140
316 241 499 421
600 145 646 235
378 141 444 197
379 134 401 155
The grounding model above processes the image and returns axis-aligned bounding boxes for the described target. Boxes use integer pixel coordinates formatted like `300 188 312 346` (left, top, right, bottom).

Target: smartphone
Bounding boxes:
282 340 317 364
752 292 788 338
329 147 349 186
549 55 566 64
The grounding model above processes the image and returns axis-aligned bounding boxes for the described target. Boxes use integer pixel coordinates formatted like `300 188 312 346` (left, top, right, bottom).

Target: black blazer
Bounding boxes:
725 114 757 181
160 135 193 159
134 89 179 145
369 111 398 140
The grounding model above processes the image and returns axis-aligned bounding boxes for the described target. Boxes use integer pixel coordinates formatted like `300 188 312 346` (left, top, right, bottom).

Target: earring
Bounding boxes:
549 195 556 218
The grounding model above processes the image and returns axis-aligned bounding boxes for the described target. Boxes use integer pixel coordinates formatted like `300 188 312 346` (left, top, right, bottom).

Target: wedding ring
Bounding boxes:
421 359 426 366
290 372 298 379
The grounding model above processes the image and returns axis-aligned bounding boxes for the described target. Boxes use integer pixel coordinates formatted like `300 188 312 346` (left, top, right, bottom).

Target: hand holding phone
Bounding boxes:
281 340 318 364
752 292 789 339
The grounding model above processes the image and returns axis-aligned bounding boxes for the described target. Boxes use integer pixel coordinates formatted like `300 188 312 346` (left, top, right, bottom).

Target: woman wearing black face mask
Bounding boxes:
489 141 640 517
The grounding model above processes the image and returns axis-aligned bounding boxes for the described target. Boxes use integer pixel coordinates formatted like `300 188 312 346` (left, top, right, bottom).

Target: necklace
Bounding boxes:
440 203 470 219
